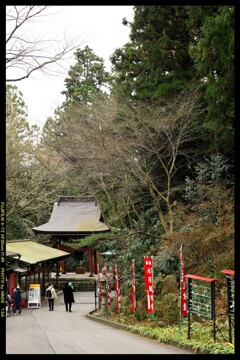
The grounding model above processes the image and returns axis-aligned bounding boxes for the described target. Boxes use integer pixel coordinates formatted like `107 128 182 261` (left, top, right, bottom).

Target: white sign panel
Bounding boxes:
28 284 41 308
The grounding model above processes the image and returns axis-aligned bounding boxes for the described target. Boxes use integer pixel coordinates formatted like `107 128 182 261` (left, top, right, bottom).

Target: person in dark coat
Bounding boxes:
63 282 75 312
12 284 23 315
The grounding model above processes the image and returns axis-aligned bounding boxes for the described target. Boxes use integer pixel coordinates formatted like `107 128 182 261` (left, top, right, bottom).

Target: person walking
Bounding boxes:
63 282 75 312
12 284 23 315
45 283 57 311
6 289 13 317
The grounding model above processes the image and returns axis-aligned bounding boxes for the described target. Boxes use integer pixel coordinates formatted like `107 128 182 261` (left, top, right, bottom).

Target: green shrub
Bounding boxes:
135 300 148 321
154 293 179 325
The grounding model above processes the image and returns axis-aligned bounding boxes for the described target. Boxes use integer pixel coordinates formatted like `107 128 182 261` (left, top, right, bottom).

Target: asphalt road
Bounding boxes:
5 291 192 355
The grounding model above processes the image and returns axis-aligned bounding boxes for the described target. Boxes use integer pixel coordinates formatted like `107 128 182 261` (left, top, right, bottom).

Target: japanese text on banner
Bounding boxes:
144 256 154 313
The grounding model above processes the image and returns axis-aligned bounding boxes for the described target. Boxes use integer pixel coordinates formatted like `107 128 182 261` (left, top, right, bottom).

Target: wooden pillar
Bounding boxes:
93 249 97 274
9 273 16 297
46 262 50 283
61 260 67 274
88 247 94 277
56 262 59 288
55 239 60 278
42 269 45 296
55 239 60 288
58 243 66 274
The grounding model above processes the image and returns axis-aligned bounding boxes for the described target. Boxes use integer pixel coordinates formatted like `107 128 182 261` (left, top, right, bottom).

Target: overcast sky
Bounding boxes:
8 6 134 128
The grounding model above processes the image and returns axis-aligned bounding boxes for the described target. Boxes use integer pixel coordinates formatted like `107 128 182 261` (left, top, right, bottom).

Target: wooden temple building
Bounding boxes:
32 196 110 276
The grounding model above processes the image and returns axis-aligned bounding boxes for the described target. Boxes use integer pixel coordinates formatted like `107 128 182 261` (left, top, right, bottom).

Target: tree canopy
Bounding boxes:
6 5 234 279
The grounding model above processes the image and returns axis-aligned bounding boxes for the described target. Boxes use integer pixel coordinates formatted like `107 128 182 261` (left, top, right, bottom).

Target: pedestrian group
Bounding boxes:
7 281 76 315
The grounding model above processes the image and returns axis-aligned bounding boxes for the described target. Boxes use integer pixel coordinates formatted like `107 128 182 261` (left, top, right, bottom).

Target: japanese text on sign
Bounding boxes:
144 256 154 313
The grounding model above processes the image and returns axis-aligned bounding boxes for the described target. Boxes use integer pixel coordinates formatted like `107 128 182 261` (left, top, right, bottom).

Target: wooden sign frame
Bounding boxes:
185 274 216 341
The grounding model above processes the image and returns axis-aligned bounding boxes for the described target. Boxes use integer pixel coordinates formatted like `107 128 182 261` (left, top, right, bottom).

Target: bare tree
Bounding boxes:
6 84 68 238
6 6 81 82
50 88 205 235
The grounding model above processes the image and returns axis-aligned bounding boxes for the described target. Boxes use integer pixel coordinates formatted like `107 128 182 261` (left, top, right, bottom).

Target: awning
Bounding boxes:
6 240 70 265
6 250 21 258
6 265 16 272
32 196 110 235
13 267 29 274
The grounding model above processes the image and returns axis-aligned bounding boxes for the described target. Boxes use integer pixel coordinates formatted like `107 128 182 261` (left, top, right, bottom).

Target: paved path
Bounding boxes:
6 292 192 355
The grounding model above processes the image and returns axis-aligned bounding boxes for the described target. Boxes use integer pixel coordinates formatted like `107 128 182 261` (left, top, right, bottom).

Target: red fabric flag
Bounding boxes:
180 246 187 316
131 259 136 313
144 256 154 313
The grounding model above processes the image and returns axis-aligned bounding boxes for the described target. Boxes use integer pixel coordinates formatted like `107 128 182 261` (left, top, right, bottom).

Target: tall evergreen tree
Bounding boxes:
61 45 111 107
110 5 234 157
110 6 195 102
188 6 234 156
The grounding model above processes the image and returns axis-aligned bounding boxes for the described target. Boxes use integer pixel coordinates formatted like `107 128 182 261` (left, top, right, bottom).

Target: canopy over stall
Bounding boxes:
6 240 70 264
6 240 71 294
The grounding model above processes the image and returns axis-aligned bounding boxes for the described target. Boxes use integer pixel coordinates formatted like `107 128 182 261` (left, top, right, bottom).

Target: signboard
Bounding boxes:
186 275 215 319
221 270 234 316
185 274 216 341
221 269 235 343
144 256 154 314
28 284 41 308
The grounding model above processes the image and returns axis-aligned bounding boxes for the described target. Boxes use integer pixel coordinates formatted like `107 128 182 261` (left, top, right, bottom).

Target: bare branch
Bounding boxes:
51 88 205 235
6 6 82 82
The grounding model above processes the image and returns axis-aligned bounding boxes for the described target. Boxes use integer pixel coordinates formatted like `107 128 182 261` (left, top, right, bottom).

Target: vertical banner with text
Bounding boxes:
144 256 154 314
180 245 187 317
131 259 136 313
0 201 6 323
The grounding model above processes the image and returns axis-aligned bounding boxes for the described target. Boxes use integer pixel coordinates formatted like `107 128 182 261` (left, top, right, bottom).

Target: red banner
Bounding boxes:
180 246 187 316
144 256 154 313
131 259 136 313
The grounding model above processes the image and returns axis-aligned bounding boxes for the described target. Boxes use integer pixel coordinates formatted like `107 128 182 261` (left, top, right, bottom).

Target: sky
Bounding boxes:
7 6 134 129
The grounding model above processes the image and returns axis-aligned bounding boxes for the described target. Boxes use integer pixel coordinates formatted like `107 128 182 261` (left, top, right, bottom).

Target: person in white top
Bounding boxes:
45 283 58 311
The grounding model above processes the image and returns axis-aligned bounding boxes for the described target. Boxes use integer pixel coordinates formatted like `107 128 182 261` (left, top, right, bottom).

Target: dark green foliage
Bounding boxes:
111 6 195 102
188 6 234 156
135 300 148 321
65 256 80 272
154 250 179 276
6 217 33 240
111 5 234 157
184 153 234 203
